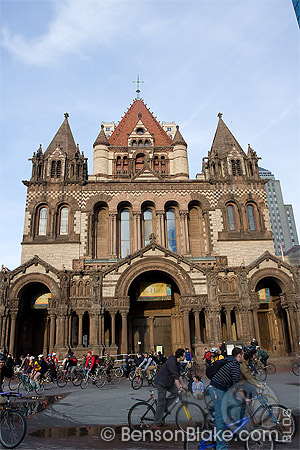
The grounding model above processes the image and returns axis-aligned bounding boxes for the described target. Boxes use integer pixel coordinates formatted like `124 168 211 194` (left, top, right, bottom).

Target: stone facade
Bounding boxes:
1 100 299 359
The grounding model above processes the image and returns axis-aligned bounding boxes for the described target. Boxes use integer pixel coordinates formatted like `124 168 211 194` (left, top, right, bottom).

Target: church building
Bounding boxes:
1 95 299 358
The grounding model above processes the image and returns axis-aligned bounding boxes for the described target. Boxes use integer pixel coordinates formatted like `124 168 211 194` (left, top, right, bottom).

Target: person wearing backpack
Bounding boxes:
208 348 250 450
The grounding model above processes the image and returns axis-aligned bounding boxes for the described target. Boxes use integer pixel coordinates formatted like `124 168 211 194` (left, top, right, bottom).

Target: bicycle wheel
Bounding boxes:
72 369 83 386
175 401 205 433
255 368 267 382
259 404 296 443
56 373 68 388
131 374 144 390
80 376 89 390
8 378 18 392
44 374 54 390
128 401 155 430
114 367 124 378
0 409 27 449
128 370 136 381
244 428 274 450
266 363 276 375
35 381 45 395
292 362 300 376
95 375 106 388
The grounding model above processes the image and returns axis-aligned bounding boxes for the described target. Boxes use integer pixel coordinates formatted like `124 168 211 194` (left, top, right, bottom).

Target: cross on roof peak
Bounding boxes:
132 75 144 99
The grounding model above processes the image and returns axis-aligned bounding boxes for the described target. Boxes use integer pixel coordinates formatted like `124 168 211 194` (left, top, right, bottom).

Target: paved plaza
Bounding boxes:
10 369 300 449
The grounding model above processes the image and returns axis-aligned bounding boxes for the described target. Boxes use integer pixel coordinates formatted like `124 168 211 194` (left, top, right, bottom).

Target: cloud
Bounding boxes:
1 0 131 67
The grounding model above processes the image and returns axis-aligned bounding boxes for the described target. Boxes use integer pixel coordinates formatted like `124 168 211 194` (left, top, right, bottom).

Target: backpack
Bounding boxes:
206 358 231 380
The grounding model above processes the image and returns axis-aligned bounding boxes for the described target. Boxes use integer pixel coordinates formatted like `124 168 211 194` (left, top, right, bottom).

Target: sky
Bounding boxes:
0 0 299 269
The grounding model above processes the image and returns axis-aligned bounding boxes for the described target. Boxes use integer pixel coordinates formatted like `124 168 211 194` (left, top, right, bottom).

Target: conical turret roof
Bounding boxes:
108 99 172 147
94 124 110 147
211 113 245 157
45 113 77 157
171 125 187 147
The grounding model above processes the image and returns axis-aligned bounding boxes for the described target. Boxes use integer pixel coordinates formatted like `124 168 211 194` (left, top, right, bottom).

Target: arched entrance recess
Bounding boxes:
9 274 59 357
115 257 196 356
252 271 295 355
16 282 51 356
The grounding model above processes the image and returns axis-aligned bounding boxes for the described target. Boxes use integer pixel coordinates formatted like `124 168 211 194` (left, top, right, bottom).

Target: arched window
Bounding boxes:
56 160 61 177
166 209 177 253
231 160 236 176
137 128 144 135
121 209 130 257
60 207 69 235
227 205 237 231
145 140 149 147
135 154 144 172
138 140 143 147
154 156 159 172
143 209 153 246
132 140 137 147
247 204 257 231
51 161 56 178
38 207 48 235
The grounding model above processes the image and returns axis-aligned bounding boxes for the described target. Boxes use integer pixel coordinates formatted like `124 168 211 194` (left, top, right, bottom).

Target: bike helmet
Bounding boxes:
52 352 56 356
38 354 43 358
30 356 35 360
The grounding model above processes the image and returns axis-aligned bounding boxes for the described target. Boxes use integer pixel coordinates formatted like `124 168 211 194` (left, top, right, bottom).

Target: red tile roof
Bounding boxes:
108 99 172 147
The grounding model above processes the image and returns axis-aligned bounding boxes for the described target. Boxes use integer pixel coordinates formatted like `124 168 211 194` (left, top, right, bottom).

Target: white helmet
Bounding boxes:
38 354 43 358
29 356 35 360
52 352 56 356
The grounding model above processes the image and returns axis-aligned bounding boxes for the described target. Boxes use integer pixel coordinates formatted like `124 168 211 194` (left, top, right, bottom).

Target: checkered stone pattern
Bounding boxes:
79 213 89 257
25 184 266 210
23 211 31 235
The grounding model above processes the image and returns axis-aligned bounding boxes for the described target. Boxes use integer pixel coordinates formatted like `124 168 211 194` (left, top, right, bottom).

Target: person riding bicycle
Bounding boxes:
209 347 250 450
63 351 78 376
103 352 115 380
255 347 269 368
31 354 48 388
84 351 98 375
138 352 157 380
211 347 224 363
152 348 188 429
0 353 13 392
46 354 58 380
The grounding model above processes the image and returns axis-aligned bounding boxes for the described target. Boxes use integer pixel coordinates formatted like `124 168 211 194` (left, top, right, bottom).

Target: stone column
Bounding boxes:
252 308 261 344
194 310 201 343
156 211 165 247
121 312 128 354
149 316 154 352
109 213 117 257
285 308 296 352
68 315 72 347
133 212 141 251
49 314 56 353
111 312 116 346
43 316 49 354
78 313 83 347
171 314 177 352
203 211 212 254
9 315 17 355
183 311 191 349
98 313 103 346
87 213 93 257
225 310 232 340
0 316 7 349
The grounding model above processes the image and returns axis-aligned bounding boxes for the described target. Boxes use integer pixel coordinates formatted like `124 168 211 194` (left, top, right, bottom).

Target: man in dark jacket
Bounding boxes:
153 348 187 428
0 353 13 391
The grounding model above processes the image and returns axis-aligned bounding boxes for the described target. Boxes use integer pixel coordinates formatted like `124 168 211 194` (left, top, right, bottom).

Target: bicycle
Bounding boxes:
247 361 267 382
80 369 105 389
201 390 296 448
0 391 27 448
131 367 158 390
17 374 45 396
56 367 83 388
292 356 300 376
128 390 205 433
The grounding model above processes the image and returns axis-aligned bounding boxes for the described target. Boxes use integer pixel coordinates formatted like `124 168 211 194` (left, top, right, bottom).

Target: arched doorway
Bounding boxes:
255 277 291 355
16 282 51 356
128 270 180 356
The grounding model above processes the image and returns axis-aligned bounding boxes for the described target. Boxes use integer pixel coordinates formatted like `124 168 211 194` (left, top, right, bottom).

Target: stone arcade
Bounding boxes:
1 98 299 358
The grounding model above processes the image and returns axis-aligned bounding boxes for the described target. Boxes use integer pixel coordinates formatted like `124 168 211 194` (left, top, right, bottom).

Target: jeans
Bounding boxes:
209 386 228 450
260 356 269 367
154 384 178 425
